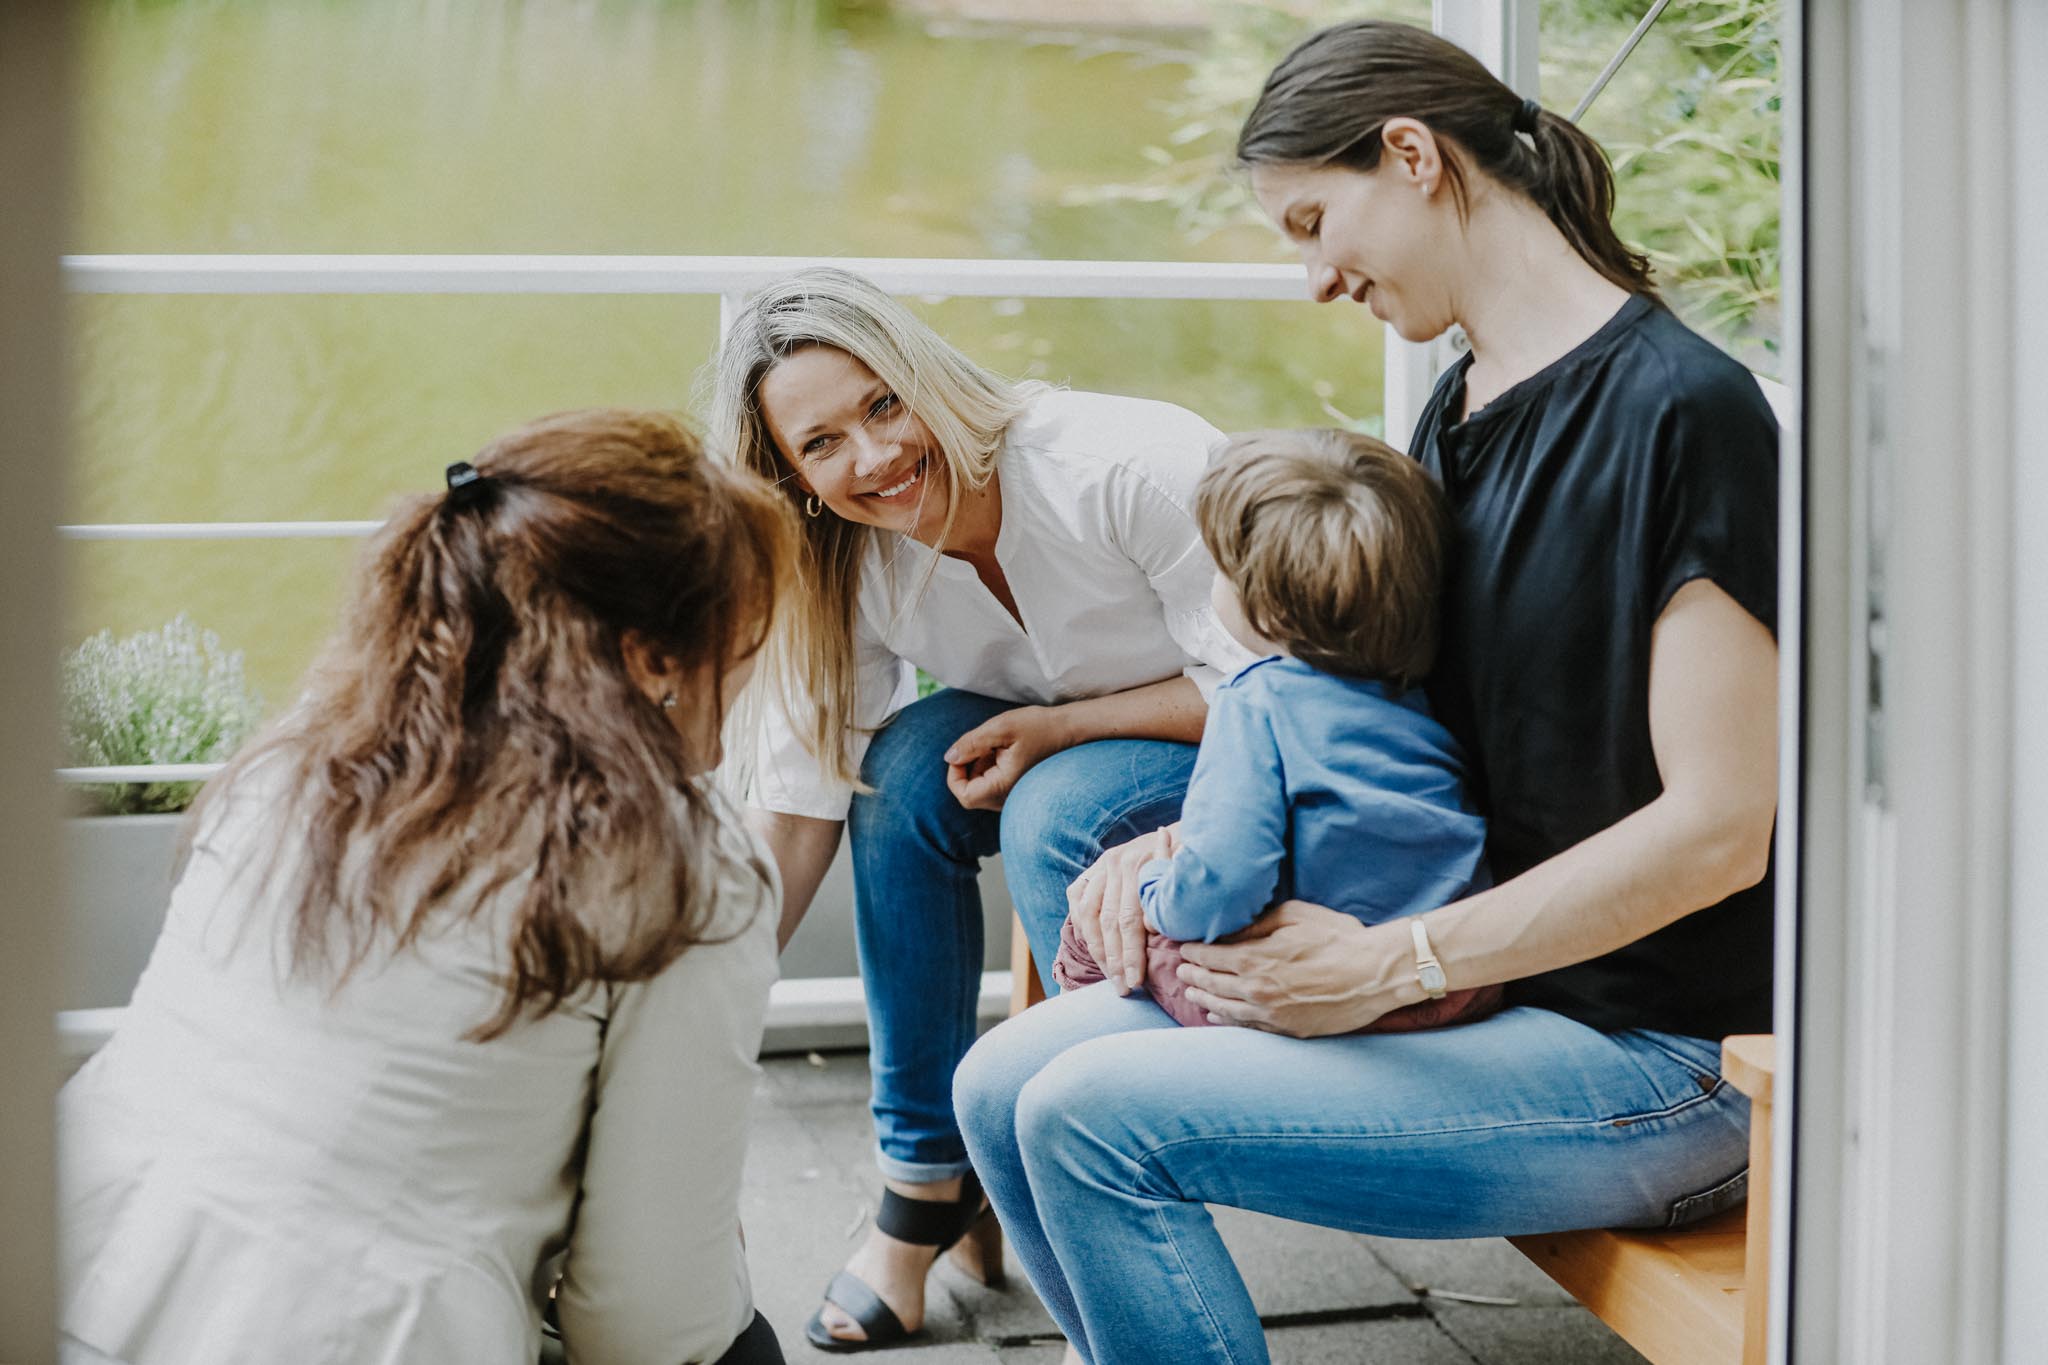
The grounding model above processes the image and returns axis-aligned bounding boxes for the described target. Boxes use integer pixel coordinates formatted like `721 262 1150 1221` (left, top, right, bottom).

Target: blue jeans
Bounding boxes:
849 688 1197 1183
954 984 1752 1365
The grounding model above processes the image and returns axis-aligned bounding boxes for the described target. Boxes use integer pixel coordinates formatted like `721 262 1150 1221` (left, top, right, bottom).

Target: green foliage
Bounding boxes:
63 615 263 815
1064 0 1782 372
1057 1 1429 242
1567 0 1782 370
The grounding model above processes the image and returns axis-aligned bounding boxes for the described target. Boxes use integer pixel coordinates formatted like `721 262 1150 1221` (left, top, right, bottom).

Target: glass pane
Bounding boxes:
1540 0 1783 371
78 0 1214 261
64 294 718 703
69 1 1402 706
914 295 1384 435
69 294 719 524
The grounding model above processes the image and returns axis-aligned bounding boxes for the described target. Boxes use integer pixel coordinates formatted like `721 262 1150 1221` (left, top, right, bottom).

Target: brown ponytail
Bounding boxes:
193 409 798 1040
1236 19 1655 299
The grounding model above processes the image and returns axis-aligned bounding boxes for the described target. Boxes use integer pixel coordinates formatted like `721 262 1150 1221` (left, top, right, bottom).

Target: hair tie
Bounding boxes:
1513 98 1543 135
444 461 490 506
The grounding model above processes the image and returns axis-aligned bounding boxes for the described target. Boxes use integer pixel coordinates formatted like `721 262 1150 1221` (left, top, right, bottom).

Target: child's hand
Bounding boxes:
943 705 1072 811
1067 825 1177 993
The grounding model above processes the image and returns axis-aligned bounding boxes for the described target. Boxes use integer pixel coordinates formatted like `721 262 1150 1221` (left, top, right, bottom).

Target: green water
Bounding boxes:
68 0 1387 704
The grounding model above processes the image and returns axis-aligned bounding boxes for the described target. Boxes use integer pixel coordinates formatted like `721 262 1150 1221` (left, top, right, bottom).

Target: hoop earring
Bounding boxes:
805 493 823 518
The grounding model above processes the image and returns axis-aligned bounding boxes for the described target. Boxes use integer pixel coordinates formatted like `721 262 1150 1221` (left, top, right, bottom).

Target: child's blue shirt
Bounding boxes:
1138 655 1489 943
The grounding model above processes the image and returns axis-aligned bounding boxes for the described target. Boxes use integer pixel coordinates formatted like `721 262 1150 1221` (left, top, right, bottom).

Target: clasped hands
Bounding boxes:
1065 831 1418 1038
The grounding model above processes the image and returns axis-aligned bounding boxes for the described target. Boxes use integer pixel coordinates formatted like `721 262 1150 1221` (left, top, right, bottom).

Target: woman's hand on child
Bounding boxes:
1066 826 1176 993
1176 902 1415 1037
944 705 1072 811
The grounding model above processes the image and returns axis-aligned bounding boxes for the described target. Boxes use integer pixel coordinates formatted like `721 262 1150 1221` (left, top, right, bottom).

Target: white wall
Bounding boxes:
2002 2 2048 1357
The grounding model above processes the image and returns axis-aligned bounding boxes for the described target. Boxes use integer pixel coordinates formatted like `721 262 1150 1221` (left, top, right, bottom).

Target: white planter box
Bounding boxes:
63 812 185 1011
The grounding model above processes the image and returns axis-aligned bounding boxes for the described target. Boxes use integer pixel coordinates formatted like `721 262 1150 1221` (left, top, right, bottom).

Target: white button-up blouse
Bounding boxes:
753 388 1259 821
59 768 780 1365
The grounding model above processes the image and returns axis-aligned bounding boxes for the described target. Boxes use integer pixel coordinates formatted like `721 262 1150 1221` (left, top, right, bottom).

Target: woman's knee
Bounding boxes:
852 691 1007 856
955 996 1120 1145
953 1015 1041 1148
1001 741 1193 869
1009 1042 1153 1180
1000 755 1102 864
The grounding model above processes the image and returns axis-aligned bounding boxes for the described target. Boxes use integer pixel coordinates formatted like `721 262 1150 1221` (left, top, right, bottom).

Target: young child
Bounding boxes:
1053 428 1497 1030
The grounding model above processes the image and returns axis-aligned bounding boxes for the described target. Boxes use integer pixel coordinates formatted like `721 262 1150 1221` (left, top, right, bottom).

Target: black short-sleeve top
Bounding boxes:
1411 293 1778 1040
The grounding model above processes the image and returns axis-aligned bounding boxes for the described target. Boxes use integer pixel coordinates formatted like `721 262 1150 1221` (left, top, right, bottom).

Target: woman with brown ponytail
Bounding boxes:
956 20 1780 1364
58 411 797 1365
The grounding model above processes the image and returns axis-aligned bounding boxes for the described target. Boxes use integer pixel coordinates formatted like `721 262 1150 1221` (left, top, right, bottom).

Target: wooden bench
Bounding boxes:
1006 922 1776 1365
1511 1034 1775 1365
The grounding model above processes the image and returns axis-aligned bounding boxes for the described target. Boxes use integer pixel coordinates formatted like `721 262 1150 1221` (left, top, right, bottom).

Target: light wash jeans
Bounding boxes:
849 688 1197 1183
954 984 1752 1365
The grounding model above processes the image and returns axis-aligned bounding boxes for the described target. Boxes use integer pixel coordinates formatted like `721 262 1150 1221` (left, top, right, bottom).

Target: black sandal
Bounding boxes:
804 1172 999 1353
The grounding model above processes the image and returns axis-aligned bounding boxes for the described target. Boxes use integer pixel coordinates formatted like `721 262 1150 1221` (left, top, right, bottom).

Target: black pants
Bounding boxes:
712 1311 784 1365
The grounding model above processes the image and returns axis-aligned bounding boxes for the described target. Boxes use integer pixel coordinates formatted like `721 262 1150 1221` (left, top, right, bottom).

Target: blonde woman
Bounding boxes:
712 267 1254 1351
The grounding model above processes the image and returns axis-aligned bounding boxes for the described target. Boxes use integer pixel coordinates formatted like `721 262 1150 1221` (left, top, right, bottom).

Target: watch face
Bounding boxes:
1419 963 1448 996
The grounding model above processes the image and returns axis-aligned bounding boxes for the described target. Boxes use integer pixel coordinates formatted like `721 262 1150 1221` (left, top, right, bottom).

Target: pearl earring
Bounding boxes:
661 693 677 710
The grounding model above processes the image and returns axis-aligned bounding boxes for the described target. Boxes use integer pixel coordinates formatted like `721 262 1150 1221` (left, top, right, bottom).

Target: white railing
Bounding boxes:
63 253 1307 299
59 520 382 541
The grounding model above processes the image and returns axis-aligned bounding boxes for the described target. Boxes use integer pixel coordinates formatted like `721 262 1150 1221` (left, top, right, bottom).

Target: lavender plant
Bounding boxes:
62 615 263 815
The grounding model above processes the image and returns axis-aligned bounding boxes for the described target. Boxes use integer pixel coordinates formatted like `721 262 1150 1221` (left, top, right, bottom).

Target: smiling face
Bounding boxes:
756 344 946 537
1251 144 1459 343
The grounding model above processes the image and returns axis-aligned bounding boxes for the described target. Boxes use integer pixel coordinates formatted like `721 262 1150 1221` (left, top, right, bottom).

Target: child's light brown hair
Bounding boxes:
1195 428 1447 688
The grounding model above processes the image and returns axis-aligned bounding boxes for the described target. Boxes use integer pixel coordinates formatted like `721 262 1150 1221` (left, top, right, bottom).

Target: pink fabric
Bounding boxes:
1052 914 1504 1032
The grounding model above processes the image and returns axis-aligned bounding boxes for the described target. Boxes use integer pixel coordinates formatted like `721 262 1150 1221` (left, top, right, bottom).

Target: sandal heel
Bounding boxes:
807 1172 1000 1353
948 1206 1006 1289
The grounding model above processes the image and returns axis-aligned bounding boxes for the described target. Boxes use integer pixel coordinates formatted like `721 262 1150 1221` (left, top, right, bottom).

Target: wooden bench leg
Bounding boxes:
1008 912 1045 1016
1723 1035 1776 1365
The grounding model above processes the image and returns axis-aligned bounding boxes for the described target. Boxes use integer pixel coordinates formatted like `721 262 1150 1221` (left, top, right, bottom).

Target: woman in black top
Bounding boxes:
954 20 1779 1364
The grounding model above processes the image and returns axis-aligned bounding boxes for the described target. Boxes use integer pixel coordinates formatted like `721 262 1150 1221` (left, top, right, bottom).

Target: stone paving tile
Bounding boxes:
1430 1303 1648 1365
992 1345 1065 1365
988 1315 1476 1364
789 1342 1012 1364
1211 1206 1416 1316
1360 1235 1578 1307
761 1048 878 1110
957 1246 1061 1342
1267 1317 1478 1364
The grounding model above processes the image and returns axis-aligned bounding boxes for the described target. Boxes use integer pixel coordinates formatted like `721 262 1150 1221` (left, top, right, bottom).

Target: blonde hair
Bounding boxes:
709 267 1039 786
1195 428 1447 688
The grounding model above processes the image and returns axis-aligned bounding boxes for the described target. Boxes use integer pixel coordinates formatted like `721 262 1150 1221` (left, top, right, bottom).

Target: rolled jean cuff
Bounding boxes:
875 1145 975 1184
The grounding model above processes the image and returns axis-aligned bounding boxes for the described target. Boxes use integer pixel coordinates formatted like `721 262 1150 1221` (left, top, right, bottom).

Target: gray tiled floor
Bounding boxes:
741 1052 1647 1364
